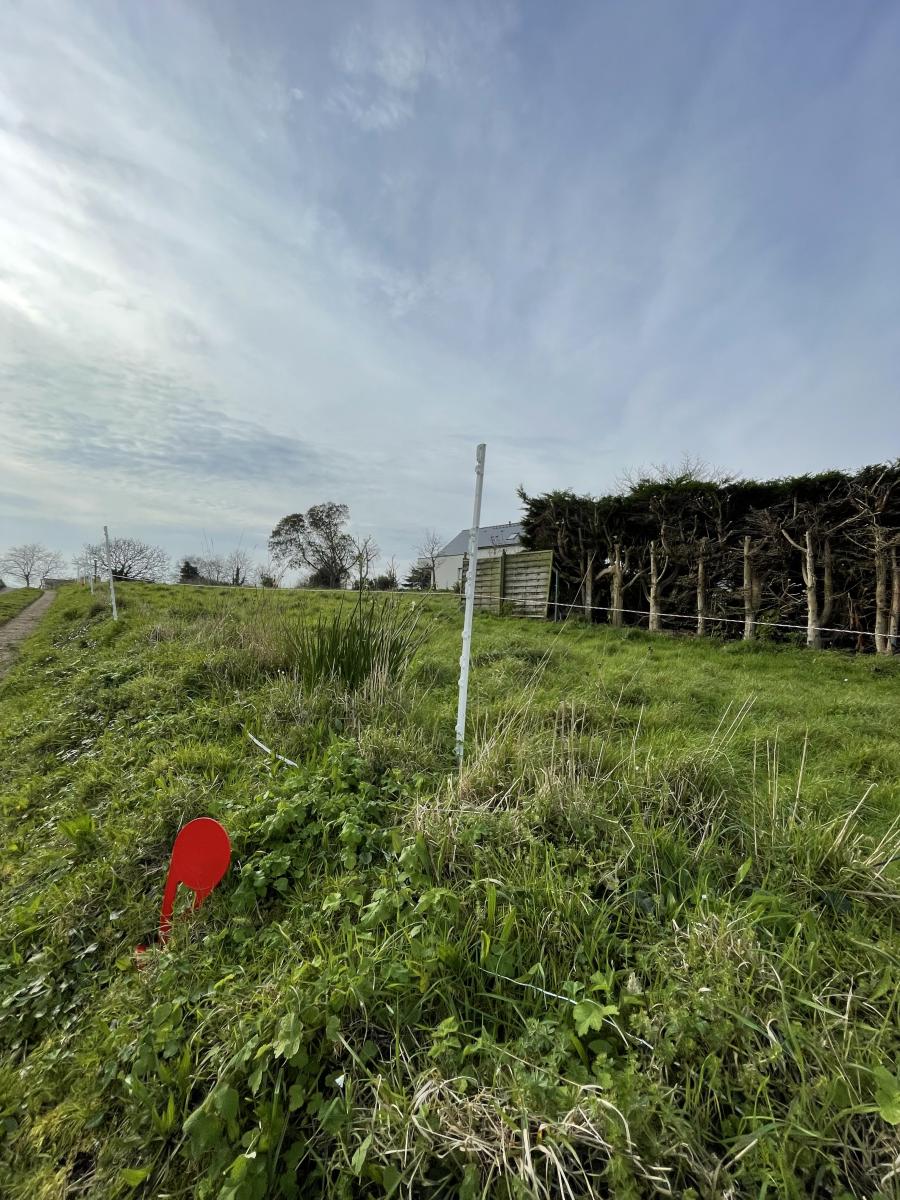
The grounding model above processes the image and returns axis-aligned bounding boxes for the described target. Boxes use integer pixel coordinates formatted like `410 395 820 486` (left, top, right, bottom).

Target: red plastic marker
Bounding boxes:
137 818 231 956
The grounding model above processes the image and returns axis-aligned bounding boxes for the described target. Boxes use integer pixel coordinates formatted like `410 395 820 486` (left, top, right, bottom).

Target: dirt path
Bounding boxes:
0 590 56 677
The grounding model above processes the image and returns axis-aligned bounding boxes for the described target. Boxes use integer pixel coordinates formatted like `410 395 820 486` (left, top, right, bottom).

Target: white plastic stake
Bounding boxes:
455 443 486 763
104 525 118 621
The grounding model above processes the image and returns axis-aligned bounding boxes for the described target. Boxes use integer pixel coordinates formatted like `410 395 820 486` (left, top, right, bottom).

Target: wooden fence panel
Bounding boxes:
461 549 553 618
473 556 502 614
502 550 553 617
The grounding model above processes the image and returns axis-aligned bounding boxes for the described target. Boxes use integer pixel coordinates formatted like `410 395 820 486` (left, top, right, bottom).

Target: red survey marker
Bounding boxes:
138 818 231 954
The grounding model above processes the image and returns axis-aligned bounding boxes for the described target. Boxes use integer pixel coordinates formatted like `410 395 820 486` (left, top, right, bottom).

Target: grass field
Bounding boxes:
1 582 899 1199
0 587 41 625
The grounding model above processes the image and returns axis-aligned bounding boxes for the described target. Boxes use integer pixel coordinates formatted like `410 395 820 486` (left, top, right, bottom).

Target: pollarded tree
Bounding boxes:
269 503 355 589
84 537 169 582
1 543 64 587
721 479 791 641
747 472 859 649
520 489 645 625
777 472 859 649
592 495 633 627
623 478 684 632
518 489 610 618
624 463 735 635
849 461 900 655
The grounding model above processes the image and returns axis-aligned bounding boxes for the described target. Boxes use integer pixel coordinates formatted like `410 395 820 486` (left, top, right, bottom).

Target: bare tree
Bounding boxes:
1 543 63 587
416 530 444 590
850 462 900 655
84 537 169 582
225 548 253 587
184 554 222 583
71 551 95 584
773 475 859 649
351 535 380 590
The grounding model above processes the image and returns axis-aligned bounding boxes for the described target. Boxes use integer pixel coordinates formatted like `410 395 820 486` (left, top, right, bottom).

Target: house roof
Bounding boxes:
438 522 524 557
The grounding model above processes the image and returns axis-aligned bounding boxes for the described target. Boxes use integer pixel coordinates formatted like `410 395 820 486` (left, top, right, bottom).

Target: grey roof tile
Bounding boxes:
438 522 524 557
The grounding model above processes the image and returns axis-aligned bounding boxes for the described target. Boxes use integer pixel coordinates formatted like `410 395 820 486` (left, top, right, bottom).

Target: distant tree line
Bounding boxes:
520 460 900 653
3 511 438 595
178 549 259 587
3 515 432 594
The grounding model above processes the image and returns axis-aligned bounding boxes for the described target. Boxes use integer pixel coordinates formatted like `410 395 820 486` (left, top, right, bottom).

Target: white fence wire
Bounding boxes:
506 593 892 641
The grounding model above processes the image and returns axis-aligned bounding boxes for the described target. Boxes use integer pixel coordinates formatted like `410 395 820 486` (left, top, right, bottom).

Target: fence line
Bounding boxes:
92 578 895 644
503 594 893 641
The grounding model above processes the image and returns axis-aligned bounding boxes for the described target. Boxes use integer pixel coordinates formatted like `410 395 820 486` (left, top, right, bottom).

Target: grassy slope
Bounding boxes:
1 583 898 1199
0 587 42 625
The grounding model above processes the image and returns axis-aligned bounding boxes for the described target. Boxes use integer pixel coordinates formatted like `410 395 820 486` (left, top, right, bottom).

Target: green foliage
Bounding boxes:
873 1066 900 1124
0 582 898 1198
269 504 354 588
403 563 432 590
519 460 900 649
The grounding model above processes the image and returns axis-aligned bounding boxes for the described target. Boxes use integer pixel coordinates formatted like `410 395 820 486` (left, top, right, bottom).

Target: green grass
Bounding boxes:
0 587 41 624
1 582 899 1199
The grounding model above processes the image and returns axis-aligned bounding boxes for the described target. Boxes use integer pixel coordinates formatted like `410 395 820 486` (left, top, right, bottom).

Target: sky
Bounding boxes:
1 0 899 578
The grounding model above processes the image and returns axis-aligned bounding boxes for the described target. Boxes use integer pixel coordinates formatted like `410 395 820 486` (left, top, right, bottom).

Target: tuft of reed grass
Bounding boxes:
277 594 426 692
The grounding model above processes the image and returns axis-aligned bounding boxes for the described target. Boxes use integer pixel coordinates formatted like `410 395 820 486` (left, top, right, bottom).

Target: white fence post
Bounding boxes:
104 525 118 621
455 443 486 763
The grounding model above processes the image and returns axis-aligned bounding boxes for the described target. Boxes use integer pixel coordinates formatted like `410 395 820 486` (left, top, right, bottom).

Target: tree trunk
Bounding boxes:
874 541 890 655
609 542 624 628
742 536 760 641
648 541 662 632
696 549 707 636
889 546 900 655
583 553 594 620
802 529 822 650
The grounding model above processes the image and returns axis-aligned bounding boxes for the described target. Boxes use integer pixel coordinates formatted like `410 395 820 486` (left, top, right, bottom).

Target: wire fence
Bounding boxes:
86 575 897 647
504 594 894 642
